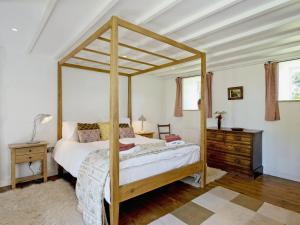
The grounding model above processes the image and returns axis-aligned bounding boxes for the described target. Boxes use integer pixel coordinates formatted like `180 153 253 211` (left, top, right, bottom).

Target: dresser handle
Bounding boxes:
235 136 242 141
234 159 241 164
29 149 32 152
235 147 241 152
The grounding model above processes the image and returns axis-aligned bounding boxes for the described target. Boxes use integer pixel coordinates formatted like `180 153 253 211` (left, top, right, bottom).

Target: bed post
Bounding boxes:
128 76 132 124
57 63 62 140
200 53 207 188
109 16 120 225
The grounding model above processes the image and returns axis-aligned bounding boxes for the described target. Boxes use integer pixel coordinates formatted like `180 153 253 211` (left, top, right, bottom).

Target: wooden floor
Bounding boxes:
1 173 300 225
119 173 300 225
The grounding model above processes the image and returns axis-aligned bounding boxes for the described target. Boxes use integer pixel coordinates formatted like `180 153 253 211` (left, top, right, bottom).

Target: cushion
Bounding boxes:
119 142 135 151
119 123 129 128
119 127 135 138
98 122 110 140
77 123 99 130
165 135 181 143
62 121 79 141
78 129 101 143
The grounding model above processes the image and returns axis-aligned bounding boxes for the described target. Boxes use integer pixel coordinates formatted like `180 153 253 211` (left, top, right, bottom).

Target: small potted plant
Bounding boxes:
214 111 226 130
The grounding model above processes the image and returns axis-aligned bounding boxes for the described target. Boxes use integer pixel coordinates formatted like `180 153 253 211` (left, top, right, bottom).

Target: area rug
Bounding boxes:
181 167 227 187
0 179 84 225
150 186 300 225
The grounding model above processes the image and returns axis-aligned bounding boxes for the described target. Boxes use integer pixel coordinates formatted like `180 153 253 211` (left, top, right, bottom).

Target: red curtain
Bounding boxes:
206 72 213 118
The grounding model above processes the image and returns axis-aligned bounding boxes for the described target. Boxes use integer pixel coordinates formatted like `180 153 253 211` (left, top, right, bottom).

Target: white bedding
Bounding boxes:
53 135 200 202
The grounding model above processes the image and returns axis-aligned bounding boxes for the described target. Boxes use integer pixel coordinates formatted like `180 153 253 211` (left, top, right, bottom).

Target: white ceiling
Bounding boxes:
1 0 300 75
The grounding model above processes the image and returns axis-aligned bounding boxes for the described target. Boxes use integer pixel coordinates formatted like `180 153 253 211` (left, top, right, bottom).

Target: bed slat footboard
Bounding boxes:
119 161 203 202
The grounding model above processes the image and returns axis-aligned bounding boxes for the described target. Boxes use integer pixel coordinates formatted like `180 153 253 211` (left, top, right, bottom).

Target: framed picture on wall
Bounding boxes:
228 86 243 100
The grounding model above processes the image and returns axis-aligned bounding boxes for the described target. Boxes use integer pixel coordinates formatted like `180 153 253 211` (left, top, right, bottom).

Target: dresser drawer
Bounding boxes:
15 146 45 156
207 131 224 142
15 153 44 163
208 151 250 169
225 133 252 144
207 141 251 157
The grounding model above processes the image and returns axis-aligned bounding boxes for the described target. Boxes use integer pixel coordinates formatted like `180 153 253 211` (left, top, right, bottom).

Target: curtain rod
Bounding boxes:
267 57 300 64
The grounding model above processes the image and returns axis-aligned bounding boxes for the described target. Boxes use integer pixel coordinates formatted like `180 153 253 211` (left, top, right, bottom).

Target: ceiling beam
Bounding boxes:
27 0 58 53
130 54 200 76
201 13 300 50
135 0 183 24
178 0 293 42
118 17 202 55
118 0 242 60
210 30 300 57
97 37 177 61
56 0 119 59
59 18 111 64
83 48 158 67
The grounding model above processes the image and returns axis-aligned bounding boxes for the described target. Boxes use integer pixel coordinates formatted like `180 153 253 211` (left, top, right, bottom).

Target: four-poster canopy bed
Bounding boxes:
57 16 207 225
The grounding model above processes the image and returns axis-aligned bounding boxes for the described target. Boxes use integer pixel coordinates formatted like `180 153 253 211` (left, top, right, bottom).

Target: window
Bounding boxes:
182 76 201 110
278 59 300 101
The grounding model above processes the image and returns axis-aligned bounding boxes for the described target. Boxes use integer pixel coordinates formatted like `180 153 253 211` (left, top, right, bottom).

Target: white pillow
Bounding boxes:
62 121 79 141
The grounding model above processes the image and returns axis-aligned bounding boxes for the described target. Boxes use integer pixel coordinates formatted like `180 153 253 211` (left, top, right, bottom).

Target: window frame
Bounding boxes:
182 75 201 111
278 59 300 103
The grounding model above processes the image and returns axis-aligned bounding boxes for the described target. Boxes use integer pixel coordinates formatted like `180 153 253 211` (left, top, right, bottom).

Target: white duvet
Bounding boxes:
53 135 200 202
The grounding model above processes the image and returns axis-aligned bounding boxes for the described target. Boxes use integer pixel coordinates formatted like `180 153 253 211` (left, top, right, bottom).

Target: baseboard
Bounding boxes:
264 169 300 183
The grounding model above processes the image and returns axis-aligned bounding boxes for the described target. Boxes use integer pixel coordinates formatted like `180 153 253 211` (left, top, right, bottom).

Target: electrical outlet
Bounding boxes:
47 146 54 153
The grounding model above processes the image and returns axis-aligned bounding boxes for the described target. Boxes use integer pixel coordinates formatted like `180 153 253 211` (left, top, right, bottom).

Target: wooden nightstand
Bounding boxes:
135 131 155 138
9 141 48 189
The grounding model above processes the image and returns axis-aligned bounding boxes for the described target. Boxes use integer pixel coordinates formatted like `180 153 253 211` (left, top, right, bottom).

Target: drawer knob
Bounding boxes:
29 149 32 152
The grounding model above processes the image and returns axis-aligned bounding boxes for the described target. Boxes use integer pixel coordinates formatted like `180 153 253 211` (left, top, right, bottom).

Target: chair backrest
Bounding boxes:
157 124 171 139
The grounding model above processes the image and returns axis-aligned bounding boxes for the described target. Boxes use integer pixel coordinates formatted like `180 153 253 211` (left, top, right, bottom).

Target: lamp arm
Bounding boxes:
30 118 38 142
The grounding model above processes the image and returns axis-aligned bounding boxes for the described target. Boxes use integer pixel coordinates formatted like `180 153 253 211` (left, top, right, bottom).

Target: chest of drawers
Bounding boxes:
207 128 263 177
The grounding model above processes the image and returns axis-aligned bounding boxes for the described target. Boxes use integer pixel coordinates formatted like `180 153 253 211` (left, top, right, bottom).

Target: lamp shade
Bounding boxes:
39 114 53 124
138 115 146 121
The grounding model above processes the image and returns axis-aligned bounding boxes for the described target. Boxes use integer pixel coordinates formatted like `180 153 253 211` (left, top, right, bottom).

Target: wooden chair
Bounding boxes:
157 124 171 139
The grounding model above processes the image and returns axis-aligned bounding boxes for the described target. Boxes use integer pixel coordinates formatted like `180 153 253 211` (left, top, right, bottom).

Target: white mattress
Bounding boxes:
53 135 200 202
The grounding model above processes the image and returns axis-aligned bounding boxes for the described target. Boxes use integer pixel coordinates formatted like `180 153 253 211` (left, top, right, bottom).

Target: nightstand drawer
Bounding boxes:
15 146 45 156
15 153 44 163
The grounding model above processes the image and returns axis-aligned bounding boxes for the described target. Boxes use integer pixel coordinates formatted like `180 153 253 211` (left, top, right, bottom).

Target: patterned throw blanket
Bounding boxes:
76 142 197 225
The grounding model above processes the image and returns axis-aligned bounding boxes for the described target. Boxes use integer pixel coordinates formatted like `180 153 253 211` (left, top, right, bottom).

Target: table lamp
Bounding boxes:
138 115 146 132
29 114 53 143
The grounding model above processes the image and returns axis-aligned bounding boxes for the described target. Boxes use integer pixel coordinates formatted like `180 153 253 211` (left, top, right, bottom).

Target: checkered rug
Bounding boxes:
150 186 300 225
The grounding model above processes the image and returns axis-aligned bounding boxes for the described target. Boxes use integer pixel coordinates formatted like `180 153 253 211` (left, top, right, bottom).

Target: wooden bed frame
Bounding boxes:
57 16 207 225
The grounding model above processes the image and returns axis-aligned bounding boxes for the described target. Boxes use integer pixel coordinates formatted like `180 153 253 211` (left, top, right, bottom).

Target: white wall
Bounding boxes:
0 50 57 186
0 50 165 187
131 75 165 137
163 64 300 182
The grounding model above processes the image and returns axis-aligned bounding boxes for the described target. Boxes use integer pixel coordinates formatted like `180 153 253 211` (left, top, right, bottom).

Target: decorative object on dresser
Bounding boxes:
29 114 52 143
138 115 146 131
135 131 154 138
9 141 48 189
207 127 263 178
214 111 226 130
228 86 243 100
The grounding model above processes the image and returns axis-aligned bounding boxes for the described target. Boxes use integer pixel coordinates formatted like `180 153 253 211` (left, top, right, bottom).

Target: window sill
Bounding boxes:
278 100 300 103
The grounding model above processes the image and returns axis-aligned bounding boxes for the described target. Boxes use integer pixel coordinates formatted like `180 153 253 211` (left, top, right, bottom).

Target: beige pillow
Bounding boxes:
98 122 110 140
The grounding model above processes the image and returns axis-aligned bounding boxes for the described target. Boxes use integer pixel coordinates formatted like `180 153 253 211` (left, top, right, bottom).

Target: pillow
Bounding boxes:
119 123 129 128
119 127 135 138
78 129 101 143
62 121 79 141
77 123 99 130
98 122 110 140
